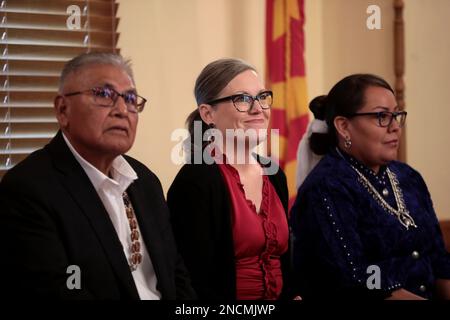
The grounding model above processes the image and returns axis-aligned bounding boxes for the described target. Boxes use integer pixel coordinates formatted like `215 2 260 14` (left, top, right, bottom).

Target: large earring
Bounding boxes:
344 136 352 149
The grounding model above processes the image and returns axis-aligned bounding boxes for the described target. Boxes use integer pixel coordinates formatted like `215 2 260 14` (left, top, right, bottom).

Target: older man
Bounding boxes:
0 52 195 300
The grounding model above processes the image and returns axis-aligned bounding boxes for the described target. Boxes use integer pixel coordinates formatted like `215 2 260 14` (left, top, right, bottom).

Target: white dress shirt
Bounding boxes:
63 133 161 300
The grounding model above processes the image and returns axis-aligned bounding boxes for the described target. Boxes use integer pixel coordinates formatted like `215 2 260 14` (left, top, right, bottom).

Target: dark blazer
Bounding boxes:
0 131 196 300
167 157 292 300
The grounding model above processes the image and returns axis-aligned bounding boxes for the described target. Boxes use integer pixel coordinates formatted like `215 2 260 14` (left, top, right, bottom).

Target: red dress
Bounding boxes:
217 163 289 300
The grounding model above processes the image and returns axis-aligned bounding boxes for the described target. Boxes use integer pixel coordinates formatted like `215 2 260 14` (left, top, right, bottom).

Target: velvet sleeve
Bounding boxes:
412 170 450 279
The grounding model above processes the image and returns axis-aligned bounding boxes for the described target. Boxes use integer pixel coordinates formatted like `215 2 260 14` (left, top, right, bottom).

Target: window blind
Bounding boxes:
0 0 119 178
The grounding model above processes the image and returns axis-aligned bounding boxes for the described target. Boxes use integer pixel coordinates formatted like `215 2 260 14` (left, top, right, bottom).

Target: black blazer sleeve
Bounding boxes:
0 169 95 299
167 164 236 300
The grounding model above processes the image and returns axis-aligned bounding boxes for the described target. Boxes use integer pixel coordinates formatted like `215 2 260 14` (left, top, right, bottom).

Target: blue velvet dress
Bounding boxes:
290 148 450 299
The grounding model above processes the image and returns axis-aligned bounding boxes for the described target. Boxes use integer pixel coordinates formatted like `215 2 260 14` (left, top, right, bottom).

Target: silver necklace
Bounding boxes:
336 148 417 230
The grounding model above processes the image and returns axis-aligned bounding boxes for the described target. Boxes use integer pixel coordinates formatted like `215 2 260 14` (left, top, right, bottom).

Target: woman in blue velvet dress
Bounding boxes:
290 74 450 299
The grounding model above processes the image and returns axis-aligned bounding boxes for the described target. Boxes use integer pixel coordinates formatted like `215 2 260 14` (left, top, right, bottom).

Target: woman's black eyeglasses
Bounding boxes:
206 90 273 112
347 111 407 128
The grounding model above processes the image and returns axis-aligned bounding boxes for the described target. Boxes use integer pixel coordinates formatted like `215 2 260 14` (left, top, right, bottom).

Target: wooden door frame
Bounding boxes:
394 0 406 162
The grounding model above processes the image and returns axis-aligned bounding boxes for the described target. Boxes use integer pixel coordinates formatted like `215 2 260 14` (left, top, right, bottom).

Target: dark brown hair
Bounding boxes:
309 74 394 155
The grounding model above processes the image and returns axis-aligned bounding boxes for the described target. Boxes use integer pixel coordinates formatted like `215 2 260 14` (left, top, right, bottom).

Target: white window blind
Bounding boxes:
0 0 118 178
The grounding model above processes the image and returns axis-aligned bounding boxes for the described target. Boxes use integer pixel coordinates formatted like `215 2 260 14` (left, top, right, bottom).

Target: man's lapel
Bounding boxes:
46 131 140 299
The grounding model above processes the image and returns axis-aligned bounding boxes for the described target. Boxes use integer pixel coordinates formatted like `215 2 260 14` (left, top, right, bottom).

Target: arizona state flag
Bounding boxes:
266 0 309 209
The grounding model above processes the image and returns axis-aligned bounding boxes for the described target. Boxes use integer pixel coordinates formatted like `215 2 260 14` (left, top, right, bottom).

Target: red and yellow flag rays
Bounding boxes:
266 0 309 210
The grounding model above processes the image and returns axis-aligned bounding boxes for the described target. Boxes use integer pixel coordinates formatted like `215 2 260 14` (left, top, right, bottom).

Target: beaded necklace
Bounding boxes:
122 191 142 271
336 148 417 230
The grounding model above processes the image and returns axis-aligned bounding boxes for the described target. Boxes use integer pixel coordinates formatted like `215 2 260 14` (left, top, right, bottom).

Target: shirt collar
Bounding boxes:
62 133 138 193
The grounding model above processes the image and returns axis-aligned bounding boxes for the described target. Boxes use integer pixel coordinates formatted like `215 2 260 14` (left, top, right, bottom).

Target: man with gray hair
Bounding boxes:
0 52 196 300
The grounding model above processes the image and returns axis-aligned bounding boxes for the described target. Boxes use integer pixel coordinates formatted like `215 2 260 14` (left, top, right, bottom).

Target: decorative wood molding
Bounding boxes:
394 0 406 162
440 220 450 252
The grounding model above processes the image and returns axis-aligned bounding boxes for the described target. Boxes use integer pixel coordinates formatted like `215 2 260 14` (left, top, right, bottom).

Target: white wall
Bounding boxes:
118 0 450 219
405 0 450 219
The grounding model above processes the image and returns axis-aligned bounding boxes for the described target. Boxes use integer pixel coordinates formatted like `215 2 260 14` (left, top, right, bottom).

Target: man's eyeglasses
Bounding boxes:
347 111 407 128
206 90 273 112
64 86 147 113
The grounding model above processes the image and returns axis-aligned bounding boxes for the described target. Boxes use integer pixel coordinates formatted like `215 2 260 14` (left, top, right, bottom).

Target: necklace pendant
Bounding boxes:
352 165 418 231
401 213 417 230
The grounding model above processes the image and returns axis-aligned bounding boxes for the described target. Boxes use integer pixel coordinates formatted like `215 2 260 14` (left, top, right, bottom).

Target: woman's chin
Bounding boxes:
381 150 399 163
